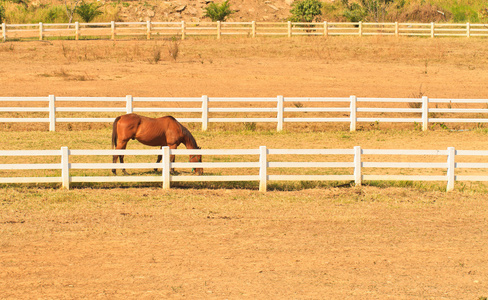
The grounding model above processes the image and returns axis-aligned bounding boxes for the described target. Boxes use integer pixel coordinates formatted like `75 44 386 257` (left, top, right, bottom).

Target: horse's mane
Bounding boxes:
180 123 199 149
168 116 199 149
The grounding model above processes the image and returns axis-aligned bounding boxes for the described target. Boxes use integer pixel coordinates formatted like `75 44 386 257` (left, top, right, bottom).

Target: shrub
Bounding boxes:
289 0 324 22
75 1 102 23
204 0 234 22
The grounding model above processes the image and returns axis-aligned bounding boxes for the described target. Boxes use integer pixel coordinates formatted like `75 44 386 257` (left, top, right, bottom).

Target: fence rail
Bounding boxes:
1 146 487 192
1 95 488 131
2 21 488 41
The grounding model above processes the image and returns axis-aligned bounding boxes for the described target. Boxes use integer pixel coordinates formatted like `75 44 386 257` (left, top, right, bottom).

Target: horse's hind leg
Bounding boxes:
154 155 162 172
112 140 129 175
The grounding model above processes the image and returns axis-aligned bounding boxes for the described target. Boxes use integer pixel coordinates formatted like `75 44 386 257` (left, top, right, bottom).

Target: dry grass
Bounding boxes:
1 36 488 299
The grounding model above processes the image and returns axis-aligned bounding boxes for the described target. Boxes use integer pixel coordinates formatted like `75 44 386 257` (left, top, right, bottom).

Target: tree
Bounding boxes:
289 0 324 22
204 0 234 22
64 0 81 23
75 1 103 23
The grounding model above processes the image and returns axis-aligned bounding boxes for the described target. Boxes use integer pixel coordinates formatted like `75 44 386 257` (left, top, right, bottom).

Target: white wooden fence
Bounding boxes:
2 21 488 42
1 146 487 192
1 95 488 131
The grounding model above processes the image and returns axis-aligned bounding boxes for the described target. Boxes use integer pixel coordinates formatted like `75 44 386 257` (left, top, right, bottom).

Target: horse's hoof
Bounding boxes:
112 169 117 175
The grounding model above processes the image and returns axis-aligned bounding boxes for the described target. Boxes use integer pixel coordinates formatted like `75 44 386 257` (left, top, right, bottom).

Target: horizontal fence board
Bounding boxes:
0 177 62 183
71 176 162 183
172 175 259 182
268 162 354 168
362 175 447 181
268 175 354 181
0 163 60 170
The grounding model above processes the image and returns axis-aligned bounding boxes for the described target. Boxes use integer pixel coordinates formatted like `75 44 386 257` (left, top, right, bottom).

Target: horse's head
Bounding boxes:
190 150 203 175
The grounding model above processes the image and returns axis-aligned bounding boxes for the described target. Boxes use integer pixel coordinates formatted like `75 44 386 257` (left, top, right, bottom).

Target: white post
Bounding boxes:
466 22 470 38
251 21 256 38
350 95 357 132
147 20 151 40
422 96 429 131
446 147 455 192
2 23 7 42
111 21 115 40
61 146 70 190
49 95 56 132
358 21 362 37
431 22 435 38
287 21 292 37
39 22 43 41
324 21 328 37
354 146 362 187
395 22 398 37
216 21 221 39
75 22 79 40
181 20 186 40
126 95 133 114
259 146 267 192
201 95 209 131
277 95 284 131
162 146 171 189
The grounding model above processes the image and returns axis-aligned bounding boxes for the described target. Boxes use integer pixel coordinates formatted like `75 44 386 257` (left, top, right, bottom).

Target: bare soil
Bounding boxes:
1 37 488 299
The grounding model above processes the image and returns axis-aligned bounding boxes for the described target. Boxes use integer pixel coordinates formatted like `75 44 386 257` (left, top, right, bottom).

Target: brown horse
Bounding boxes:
111 114 203 175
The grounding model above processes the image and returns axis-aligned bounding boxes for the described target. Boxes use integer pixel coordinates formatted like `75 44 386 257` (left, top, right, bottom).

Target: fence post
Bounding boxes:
422 96 429 131
354 146 362 186
111 21 115 40
287 21 292 37
2 23 6 42
251 21 256 38
49 95 56 132
216 21 221 39
277 95 284 131
147 20 151 40
350 95 357 132
201 95 209 131
75 22 79 40
259 146 267 192
466 22 470 38
446 147 455 191
162 146 171 189
430 22 435 38
61 146 70 190
358 21 362 36
324 21 328 37
39 22 43 41
126 95 133 114
395 22 399 37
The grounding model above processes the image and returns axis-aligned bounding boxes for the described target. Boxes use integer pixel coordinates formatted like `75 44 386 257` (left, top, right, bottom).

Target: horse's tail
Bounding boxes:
112 116 121 149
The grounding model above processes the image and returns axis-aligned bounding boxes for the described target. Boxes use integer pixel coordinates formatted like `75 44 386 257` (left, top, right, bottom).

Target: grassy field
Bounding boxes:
1 36 488 298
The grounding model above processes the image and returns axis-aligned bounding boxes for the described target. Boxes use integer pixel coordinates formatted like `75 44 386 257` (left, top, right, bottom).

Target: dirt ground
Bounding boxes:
1 37 488 299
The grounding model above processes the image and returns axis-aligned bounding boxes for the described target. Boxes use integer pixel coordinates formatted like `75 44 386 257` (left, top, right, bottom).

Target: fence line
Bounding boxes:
2 21 488 42
1 95 488 131
1 146 487 192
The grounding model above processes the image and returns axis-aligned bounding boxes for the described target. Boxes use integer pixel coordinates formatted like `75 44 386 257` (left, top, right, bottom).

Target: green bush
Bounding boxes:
204 0 234 22
450 3 479 22
75 1 103 23
289 0 324 22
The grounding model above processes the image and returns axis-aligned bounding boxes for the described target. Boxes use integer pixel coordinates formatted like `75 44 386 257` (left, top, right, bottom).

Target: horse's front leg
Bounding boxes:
169 144 178 174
